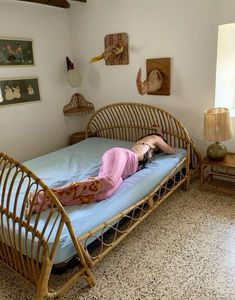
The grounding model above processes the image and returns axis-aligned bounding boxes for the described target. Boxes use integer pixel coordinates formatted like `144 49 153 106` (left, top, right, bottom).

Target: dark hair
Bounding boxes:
138 133 166 155
138 147 153 170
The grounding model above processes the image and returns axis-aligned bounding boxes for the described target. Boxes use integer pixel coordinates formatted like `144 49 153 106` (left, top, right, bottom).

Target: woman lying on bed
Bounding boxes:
28 130 176 214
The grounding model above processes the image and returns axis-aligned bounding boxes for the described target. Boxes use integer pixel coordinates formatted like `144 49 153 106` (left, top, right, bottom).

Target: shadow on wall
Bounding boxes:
87 67 101 88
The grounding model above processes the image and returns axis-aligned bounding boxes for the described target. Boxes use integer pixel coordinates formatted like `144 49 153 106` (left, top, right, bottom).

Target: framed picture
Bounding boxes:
0 38 34 66
0 77 40 106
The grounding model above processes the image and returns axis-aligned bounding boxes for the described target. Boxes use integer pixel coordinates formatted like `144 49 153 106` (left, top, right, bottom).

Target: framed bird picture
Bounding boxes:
0 37 34 66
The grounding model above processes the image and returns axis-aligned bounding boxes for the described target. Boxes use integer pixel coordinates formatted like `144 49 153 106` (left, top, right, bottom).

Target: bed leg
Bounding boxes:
36 288 48 300
182 176 190 191
35 256 53 300
148 197 154 208
84 268 96 287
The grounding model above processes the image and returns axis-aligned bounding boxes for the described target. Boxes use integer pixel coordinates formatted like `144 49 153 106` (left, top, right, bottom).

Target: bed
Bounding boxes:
0 102 200 299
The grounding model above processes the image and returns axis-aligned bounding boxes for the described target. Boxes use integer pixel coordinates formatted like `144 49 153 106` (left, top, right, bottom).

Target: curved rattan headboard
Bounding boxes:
86 102 200 169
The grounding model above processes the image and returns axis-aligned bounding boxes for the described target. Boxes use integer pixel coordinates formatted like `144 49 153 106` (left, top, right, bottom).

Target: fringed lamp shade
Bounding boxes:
204 107 233 159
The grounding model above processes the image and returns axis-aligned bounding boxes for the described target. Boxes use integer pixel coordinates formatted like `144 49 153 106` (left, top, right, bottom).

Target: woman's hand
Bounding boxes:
152 124 164 138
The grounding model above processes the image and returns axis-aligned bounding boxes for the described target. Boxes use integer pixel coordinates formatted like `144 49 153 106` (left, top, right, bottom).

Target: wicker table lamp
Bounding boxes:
204 107 233 160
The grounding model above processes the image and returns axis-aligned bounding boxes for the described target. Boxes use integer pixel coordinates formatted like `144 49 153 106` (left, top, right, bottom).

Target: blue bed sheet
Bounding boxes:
23 137 186 264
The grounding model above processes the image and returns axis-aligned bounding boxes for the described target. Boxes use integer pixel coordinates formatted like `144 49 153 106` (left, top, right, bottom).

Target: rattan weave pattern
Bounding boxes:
87 102 200 167
63 93 95 115
0 102 200 299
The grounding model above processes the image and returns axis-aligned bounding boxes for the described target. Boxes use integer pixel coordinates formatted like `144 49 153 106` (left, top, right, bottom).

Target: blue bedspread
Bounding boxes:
22 137 186 264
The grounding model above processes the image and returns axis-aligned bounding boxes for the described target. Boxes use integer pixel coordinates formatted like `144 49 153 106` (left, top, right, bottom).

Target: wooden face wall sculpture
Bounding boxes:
136 58 171 96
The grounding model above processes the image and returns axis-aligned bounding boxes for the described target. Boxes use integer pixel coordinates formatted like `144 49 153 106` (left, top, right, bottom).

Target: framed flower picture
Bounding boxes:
0 77 40 106
0 38 34 66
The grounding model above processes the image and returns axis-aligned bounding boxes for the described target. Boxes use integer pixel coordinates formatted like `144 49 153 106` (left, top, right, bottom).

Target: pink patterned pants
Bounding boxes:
30 147 138 213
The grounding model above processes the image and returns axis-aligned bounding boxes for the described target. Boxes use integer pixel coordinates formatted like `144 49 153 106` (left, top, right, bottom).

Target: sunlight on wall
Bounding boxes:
0 89 3 103
215 23 235 117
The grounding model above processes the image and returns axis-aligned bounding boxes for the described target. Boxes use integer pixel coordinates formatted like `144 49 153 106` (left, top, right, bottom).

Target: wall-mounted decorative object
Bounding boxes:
0 38 34 66
17 0 86 9
0 77 40 106
89 32 129 65
63 93 95 115
136 58 171 96
64 57 94 115
66 56 82 88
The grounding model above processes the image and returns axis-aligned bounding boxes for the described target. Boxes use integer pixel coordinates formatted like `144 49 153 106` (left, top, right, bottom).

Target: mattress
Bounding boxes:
2 137 186 264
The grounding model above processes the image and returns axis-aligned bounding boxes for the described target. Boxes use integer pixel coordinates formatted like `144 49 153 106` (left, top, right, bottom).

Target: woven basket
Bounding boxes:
63 93 95 115
69 131 86 145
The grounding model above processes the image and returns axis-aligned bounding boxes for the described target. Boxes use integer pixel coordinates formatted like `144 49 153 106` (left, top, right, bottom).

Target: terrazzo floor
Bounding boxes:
0 180 234 300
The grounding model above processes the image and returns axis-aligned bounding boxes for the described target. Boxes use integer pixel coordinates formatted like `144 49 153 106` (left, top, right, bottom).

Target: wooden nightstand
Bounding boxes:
200 152 235 194
69 131 86 145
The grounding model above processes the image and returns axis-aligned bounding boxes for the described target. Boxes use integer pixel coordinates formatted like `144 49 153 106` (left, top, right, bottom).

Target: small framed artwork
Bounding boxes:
0 38 34 66
0 77 40 106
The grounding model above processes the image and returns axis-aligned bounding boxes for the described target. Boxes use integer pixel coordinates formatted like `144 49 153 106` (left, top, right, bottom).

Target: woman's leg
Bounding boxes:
27 181 89 214
28 148 130 213
55 148 130 203
80 147 129 197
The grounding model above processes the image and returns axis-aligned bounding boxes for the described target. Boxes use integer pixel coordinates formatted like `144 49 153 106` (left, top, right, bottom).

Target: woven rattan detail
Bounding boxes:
87 102 200 169
69 131 86 145
0 152 94 299
79 161 187 263
63 93 95 115
0 102 200 299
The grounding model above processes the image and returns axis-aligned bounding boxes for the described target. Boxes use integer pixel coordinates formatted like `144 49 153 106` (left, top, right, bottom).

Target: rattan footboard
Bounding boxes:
0 102 200 299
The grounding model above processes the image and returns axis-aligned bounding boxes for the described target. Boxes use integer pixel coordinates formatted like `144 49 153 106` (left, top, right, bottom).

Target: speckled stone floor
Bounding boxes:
0 180 234 300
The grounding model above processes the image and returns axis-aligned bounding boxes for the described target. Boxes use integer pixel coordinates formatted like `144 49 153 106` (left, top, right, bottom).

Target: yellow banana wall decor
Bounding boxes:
89 33 129 65
89 45 124 63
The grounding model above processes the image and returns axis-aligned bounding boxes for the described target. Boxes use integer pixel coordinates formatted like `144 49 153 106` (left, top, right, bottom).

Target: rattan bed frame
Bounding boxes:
0 102 200 299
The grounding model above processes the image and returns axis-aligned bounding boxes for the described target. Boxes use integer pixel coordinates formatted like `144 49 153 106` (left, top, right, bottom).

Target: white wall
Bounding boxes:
68 0 235 154
1 0 235 161
0 0 87 161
